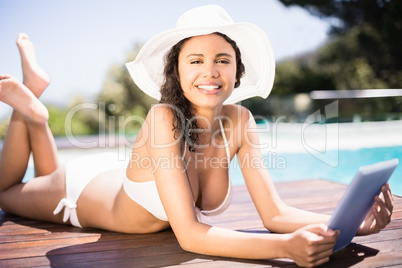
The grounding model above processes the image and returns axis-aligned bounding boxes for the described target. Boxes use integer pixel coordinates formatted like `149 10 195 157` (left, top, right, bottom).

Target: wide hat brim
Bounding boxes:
126 5 275 104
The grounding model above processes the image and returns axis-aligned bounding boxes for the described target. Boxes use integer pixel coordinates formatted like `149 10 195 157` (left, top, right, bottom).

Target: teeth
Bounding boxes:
198 85 219 91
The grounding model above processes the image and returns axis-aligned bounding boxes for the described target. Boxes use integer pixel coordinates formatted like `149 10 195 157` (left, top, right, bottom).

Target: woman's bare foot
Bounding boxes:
16 33 50 98
0 75 49 124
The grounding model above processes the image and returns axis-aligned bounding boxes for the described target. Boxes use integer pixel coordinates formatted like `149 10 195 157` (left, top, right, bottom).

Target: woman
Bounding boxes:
0 5 393 267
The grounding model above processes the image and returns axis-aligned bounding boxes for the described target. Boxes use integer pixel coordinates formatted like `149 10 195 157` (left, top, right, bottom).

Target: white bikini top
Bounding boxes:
123 118 232 222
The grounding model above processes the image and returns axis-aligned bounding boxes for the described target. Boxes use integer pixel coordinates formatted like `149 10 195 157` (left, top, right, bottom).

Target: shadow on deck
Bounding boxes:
1 179 401 267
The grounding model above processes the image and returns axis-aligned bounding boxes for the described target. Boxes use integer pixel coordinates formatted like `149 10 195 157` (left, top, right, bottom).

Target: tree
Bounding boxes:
242 1 402 120
278 0 402 88
97 43 157 134
279 0 400 33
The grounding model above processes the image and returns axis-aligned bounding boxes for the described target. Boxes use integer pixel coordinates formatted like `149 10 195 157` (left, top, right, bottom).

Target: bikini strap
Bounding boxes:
218 118 230 161
182 140 187 161
183 119 230 162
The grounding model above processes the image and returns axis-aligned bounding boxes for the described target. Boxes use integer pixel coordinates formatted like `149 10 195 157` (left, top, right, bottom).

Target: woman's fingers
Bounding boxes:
383 184 394 213
289 225 339 267
373 197 391 228
370 185 393 231
311 248 335 267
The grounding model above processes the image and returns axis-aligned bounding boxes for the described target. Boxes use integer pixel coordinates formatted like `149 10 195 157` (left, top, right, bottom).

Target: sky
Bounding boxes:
0 0 330 119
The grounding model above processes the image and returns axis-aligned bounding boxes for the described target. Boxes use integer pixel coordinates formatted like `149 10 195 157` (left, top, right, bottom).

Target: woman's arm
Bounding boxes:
147 105 337 267
236 106 330 233
236 105 393 236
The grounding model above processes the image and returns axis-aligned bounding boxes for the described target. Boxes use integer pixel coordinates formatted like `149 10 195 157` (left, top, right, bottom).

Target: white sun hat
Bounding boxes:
125 5 275 104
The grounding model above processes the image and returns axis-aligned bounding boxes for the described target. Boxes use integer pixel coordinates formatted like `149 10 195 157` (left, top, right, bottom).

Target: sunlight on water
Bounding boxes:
23 146 401 196
230 145 402 196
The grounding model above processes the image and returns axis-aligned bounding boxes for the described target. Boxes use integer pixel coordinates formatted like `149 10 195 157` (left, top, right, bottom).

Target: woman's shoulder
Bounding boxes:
221 104 255 149
143 104 177 142
147 104 175 120
144 104 178 129
222 104 253 124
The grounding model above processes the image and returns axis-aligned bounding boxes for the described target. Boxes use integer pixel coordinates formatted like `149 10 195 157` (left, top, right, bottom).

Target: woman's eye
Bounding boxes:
190 60 202 64
217 59 230 64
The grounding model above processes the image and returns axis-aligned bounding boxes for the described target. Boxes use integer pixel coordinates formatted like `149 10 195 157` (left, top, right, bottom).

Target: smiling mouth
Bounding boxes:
197 85 220 91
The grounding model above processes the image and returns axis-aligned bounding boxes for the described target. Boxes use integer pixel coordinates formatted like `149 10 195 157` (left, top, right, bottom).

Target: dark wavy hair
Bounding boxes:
159 32 245 152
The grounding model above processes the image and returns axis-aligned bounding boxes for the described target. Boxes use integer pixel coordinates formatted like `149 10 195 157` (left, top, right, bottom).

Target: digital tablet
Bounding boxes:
328 158 399 252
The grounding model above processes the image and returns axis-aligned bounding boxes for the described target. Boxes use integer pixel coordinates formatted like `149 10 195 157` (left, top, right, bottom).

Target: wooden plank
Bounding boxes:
0 179 401 268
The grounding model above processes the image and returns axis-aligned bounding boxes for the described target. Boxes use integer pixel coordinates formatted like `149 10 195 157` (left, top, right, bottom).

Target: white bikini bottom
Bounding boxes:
53 153 127 227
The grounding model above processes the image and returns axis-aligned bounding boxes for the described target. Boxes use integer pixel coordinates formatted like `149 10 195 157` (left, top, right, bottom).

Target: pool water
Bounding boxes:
23 146 401 196
229 145 402 196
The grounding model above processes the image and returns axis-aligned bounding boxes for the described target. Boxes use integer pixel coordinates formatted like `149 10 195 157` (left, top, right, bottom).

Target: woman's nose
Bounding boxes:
202 63 219 78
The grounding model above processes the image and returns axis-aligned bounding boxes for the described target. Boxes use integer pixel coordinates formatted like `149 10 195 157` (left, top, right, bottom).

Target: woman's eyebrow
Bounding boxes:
186 53 204 58
186 53 233 58
216 53 233 58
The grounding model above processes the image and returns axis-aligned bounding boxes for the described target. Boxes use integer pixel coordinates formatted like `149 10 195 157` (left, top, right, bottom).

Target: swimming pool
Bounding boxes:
22 145 401 196
229 145 402 196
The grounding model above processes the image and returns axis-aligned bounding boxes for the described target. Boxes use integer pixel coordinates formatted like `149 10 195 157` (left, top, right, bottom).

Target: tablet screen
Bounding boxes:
328 158 398 252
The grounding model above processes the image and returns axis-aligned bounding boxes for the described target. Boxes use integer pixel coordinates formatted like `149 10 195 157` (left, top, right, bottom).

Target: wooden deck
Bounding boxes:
0 179 401 267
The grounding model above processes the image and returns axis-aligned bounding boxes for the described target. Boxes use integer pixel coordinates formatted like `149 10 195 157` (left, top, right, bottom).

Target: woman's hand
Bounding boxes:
284 224 339 267
357 183 394 236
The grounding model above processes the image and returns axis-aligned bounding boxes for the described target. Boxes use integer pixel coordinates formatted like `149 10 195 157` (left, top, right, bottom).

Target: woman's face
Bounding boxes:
178 33 237 109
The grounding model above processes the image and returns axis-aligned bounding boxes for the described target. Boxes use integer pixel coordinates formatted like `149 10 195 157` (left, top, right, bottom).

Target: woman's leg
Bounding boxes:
0 76 65 223
16 33 58 177
0 33 63 222
0 75 49 189
0 33 57 191
0 167 66 224
17 33 50 97
0 110 31 191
